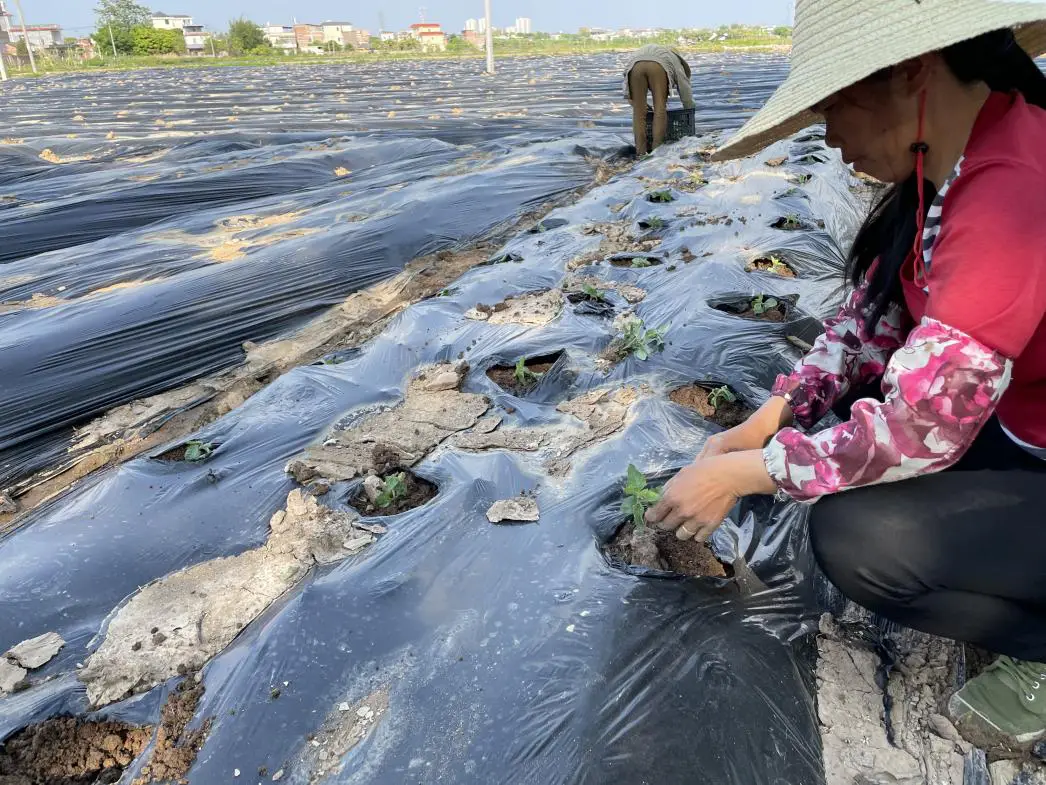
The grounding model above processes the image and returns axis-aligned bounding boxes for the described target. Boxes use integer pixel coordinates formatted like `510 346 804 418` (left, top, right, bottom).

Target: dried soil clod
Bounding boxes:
464 289 563 326
668 384 753 429
133 676 211 785
6 631 65 670
486 495 540 524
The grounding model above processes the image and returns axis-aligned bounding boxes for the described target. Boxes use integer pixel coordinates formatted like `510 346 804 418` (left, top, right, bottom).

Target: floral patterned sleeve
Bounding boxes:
771 280 907 429
763 318 1013 503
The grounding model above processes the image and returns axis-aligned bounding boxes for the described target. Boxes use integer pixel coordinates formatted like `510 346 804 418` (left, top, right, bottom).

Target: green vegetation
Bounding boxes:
514 357 544 386
227 17 271 56
184 440 215 462
641 217 665 231
6 23 790 78
619 316 667 361
766 255 792 276
647 190 675 203
776 214 803 230
707 385 737 410
621 464 662 533
374 473 408 509
581 283 608 301
751 294 779 315
630 257 654 268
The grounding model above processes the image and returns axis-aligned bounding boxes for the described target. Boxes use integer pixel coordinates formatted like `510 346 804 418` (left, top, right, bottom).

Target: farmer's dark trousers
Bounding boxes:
808 390 1046 661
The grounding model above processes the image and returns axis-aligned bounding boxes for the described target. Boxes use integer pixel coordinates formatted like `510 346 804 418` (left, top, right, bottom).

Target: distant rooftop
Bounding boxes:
320 21 354 26
151 12 192 18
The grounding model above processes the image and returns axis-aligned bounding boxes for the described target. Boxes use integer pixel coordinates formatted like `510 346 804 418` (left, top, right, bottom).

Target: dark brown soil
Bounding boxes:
713 301 788 323
351 471 437 517
745 256 796 277
0 717 152 785
0 677 209 785
134 677 211 785
605 523 729 579
608 255 662 268
486 353 560 397
153 441 219 463
371 444 402 476
668 384 752 429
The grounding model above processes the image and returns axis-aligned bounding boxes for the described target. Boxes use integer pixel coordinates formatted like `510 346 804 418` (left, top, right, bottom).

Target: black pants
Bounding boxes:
809 389 1046 661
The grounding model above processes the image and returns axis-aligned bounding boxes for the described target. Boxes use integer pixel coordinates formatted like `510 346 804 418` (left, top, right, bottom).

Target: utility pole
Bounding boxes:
209 33 215 57
12 0 35 74
484 0 493 74
107 23 117 58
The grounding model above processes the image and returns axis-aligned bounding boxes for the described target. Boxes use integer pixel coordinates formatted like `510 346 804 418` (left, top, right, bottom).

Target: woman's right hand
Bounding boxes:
698 396 794 460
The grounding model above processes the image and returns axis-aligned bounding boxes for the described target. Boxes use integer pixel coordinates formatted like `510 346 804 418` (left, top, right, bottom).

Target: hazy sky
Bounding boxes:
36 0 793 39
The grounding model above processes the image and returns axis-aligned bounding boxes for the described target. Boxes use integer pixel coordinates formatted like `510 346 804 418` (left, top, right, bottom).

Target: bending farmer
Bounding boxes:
622 44 694 155
647 0 1046 751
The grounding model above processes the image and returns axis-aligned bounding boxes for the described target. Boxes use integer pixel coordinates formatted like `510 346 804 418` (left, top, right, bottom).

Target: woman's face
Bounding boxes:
815 70 920 183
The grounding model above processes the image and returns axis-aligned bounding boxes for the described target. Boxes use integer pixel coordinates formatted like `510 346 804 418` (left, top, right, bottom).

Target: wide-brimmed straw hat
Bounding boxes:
712 0 1046 161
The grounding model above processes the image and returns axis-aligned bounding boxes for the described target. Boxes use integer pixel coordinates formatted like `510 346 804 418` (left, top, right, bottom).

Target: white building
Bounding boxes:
379 30 396 42
9 24 62 50
151 12 193 30
477 17 487 34
263 23 296 51
0 1 11 35
514 17 532 34
464 18 477 32
182 23 210 53
321 21 354 44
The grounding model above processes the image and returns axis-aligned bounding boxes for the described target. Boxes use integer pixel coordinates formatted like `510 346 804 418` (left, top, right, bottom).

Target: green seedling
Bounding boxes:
437 287 458 297
767 255 792 276
630 257 653 268
184 440 214 462
647 190 675 203
621 464 662 533
793 173 812 185
620 316 667 361
374 472 408 509
580 283 608 301
642 217 665 231
777 214 803 230
707 385 737 410
751 294 780 315
514 357 544 386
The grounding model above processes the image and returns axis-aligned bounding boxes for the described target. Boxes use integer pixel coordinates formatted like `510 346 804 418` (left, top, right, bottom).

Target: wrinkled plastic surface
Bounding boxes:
0 55 870 785
0 53 787 489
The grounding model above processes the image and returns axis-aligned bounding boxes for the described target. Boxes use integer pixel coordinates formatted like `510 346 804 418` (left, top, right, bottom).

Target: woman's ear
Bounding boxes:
895 54 936 97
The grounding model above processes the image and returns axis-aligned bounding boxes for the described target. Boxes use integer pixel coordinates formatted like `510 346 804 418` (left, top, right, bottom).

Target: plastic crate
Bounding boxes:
645 107 696 149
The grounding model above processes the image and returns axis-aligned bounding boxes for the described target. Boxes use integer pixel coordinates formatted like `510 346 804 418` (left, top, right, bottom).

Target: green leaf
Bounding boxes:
764 297 779 309
624 464 647 495
633 502 646 532
634 346 648 361
184 440 213 462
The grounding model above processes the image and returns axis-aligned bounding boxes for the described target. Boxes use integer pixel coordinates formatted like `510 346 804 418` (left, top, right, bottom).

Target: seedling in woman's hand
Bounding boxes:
621 464 662 533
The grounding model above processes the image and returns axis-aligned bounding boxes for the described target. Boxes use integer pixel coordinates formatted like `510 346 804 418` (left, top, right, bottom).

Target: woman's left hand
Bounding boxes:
645 451 778 542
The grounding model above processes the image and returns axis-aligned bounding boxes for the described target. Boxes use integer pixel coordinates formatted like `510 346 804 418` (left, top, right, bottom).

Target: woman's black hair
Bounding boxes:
846 28 1046 326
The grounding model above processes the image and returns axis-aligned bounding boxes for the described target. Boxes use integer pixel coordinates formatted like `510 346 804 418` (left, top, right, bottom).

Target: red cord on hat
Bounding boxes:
912 90 929 287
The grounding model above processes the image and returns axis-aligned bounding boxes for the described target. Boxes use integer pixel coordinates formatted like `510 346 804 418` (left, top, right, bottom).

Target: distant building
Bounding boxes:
464 18 477 32
151 12 193 30
263 23 296 51
343 28 370 49
321 21 353 44
182 24 209 54
514 17 532 35
0 0 11 36
477 17 487 34
9 24 63 51
409 22 446 52
293 23 323 49
462 29 484 49
379 30 396 42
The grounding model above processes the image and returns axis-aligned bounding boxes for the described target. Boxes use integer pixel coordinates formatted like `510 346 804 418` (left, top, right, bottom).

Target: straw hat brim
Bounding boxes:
712 8 1046 162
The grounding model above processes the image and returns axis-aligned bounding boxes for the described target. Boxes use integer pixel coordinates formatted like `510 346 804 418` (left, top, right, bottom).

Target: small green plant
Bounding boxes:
767 255 792 275
793 173 812 185
751 294 780 315
374 472 408 509
580 283 607 301
620 316 667 361
184 440 215 462
647 190 675 203
437 287 458 297
642 217 665 231
630 257 653 268
776 214 803 230
621 464 662 533
514 357 544 386
707 385 737 410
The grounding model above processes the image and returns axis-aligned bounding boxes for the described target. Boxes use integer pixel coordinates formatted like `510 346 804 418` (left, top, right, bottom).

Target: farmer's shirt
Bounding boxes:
622 45 695 110
766 91 1046 502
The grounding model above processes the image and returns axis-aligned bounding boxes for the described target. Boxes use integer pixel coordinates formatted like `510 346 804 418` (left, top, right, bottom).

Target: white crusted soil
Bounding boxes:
79 490 373 707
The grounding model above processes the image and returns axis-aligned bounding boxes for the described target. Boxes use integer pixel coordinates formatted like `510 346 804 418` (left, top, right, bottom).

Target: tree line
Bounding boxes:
92 0 272 56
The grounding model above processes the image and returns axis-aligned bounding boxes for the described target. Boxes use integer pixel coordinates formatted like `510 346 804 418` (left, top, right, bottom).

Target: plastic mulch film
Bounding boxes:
0 117 869 785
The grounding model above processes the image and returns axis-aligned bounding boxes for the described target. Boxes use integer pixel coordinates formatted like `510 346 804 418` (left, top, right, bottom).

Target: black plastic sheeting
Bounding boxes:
0 53 788 491
0 123 866 783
